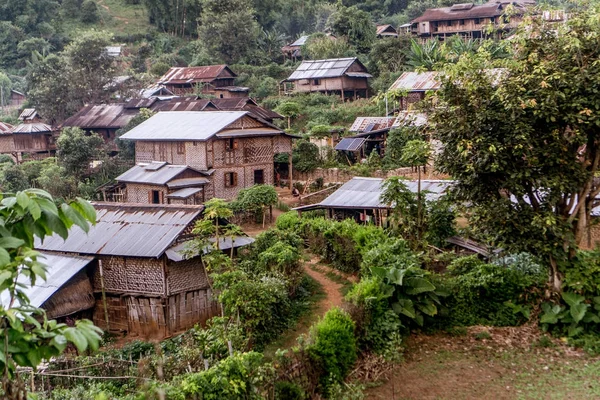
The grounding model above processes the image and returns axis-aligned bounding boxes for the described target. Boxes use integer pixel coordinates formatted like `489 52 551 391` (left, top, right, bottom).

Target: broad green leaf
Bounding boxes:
387 268 406 285
27 200 42 221
42 210 68 240
50 335 67 353
567 325 584 338
569 303 588 323
60 204 90 233
405 277 436 294
74 198 97 225
16 192 30 210
0 247 11 267
417 301 438 316
562 292 585 307
392 299 415 319
64 328 88 352
540 311 559 324
0 237 25 249
0 270 12 288
26 350 42 368
370 266 387 279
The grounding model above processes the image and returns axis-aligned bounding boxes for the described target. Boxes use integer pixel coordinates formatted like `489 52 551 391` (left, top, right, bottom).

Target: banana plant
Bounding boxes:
371 266 448 327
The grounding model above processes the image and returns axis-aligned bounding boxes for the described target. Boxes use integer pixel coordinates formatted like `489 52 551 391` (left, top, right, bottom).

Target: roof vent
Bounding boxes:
450 3 475 10
144 161 168 171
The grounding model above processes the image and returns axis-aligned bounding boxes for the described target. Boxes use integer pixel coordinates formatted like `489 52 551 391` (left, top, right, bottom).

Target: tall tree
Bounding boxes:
431 9 600 291
327 5 376 53
56 127 105 180
198 0 260 63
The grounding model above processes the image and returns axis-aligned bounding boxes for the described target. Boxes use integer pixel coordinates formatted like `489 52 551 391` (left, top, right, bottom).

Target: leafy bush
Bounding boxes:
180 352 273 399
563 249 600 297
346 277 402 353
275 381 306 400
540 292 600 338
307 308 357 395
443 255 545 327
361 237 420 276
275 211 302 232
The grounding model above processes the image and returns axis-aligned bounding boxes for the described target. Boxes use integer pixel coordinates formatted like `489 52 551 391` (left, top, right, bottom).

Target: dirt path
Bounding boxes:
303 257 344 311
97 0 130 23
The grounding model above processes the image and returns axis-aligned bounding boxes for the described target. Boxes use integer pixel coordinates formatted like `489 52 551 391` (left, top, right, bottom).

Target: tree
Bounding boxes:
57 127 105 180
367 35 411 76
237 184 278 228
303 33 355 60
80 0 100 24
275 101 301 130
116 108 155 161
327 5 376 53
430 9 600 291
0 72 11 108
195 198 234 251
198 0 260 63
292 140 321 173
0 190 101 398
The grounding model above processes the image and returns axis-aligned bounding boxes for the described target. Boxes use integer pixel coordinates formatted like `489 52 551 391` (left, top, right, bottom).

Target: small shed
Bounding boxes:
282 57 372 100
116 161 211 205
158 65 249 98
282 35 309 60
295 177 453 225
389 71 441 110
12 109 55 160
36 203 219 338
376 24 399 38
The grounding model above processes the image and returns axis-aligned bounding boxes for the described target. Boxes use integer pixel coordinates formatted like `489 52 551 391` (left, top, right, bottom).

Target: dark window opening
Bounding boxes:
254 169 264 185
151 190 161 204
313 79 320 85
225 172 238 187
226 138 238 150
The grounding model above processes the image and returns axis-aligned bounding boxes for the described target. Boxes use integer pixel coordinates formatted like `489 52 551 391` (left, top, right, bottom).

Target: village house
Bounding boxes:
376 24 399 38
5 89 26 109
114 161 211 205
282 35 309 61
157 65 249 98
119 111 294 200
281 57 372 100
34 203 220 338
12 108 56 161
0 121 16 161
411 0 534 39
389 71 441 110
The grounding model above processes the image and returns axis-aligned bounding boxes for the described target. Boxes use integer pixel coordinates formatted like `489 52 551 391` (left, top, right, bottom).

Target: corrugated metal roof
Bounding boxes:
158 65 233 84
153 97 216 112
350 117 395 133
167 177 210 189
335 137 366 152
291 35 309 47
139 85 174 98
286 58 368 81
12 123 52 133
0 252 93 309
105 46 122 57
124 97 158 109
62 104 138 129
36 203 204 258
392 112 428 128
389 71 441 91
166 237 256 261
116 162 202 185
19 108 39 121
167 187 203 199
312 177 454 209
216 128 282 138
0 121 14 134
120 111 253 141
412 0 532 23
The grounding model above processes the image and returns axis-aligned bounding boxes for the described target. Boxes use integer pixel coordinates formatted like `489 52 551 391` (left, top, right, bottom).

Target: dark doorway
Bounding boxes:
254 169 264 184
151 190 161 204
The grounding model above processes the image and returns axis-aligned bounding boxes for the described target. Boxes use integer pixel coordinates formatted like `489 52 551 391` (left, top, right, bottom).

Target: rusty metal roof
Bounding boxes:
158 65 234 85
152 97 217 112
389 71 441 92
124 97 159 109
36 203 204 258
12 122 52 133
211 98 283 120
0 122 14 134
62 104 138 129
412 0 532 23
286 57 371 81
349 117 395 133
120 111 276 141
116 162 207 185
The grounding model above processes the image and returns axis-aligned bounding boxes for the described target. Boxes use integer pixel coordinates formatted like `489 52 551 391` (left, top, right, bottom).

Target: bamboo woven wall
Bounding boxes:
167 259 210 295
93 256 165 296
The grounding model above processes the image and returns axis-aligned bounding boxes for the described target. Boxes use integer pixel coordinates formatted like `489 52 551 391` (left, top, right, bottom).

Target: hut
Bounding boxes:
36 203 219 338
282 57 372 100
389 71 441 110
12 109 56 161
376 24 399 38
0 122 16 160
157 65 250 98
281 35 309 60
115 161 211 205
294 177 453 225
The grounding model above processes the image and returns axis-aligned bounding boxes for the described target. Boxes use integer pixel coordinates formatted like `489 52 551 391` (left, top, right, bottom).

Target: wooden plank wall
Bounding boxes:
167 289 220 334
126 297 168 338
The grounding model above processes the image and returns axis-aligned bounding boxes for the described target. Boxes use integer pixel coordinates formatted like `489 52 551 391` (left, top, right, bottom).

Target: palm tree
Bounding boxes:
405 39 445 71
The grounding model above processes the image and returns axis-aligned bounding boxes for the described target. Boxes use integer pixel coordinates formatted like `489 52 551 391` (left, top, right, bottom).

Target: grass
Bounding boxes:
309 264 354 295
262 274 325 359
60 0 152 37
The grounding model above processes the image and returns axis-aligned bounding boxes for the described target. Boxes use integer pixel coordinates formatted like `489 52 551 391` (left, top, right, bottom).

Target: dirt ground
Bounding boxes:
365 325 600 400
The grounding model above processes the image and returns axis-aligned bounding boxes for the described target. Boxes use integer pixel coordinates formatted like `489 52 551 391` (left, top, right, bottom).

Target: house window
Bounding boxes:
151 190 161 204
446 20 452 27
313 79 320 85
254 169 264 184
220 94 224 98
460 19 465 25
225 172 238 187
474 18 480 24
226 138 238 150
177 142 185 155
490 17 496 23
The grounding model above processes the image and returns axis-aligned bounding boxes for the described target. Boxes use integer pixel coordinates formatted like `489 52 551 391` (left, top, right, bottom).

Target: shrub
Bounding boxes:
307 308 357 394
276 211 302 232
275 381 306 400
563 249 600 297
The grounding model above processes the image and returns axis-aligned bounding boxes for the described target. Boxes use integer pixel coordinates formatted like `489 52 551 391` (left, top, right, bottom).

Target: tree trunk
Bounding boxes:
548 254 563 294
417 166 422 241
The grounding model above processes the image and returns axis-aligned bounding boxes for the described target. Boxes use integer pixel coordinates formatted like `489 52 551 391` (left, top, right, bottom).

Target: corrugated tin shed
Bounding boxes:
377 24 399 36
36 203 204 258
0 252 93 309
389 71 441 92
286 58 372 81
120 111 282 141
0 121 14 134
12 123 52 133
158 65 234 84
18 108 40 121
412 0 533 23
299 177 454 210
116 162 208 185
